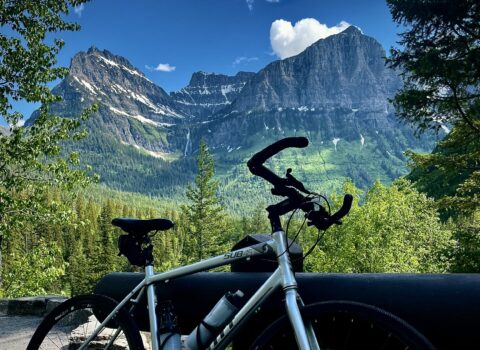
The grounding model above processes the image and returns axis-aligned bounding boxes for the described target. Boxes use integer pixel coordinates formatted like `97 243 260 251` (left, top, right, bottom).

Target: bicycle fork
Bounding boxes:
273 230 321 350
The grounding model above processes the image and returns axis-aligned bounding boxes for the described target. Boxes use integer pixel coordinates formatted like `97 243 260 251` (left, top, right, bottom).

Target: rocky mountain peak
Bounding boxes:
341 25 363 36
171 70 255 119
42 47 187 157
62 46 183 120
224 26 400 114
69 47 154 92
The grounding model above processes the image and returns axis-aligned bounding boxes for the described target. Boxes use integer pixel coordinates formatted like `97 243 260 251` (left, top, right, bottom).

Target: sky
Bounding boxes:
5 0 402 124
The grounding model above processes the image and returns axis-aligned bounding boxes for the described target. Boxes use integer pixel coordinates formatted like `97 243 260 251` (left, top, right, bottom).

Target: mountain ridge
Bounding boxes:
171 70 255 120
27 26 437 201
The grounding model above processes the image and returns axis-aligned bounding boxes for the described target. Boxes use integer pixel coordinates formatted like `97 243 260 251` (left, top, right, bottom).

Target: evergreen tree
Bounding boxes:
181 140 226 262
386 0 480 216
448 212 480 272
93 200 117 280
67 237 91 296
241 202 270 235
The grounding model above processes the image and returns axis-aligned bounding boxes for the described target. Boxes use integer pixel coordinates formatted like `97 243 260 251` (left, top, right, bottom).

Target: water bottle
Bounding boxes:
185 290 244 350
157 300 181 350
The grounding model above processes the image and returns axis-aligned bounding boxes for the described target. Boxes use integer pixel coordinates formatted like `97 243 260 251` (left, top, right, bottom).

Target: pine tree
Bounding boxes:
93 200 117 280
68 237 91 296
386 0 480 216
181 140 226 262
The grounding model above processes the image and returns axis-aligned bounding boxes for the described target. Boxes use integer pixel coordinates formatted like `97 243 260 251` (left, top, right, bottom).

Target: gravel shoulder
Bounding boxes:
0 315 43 349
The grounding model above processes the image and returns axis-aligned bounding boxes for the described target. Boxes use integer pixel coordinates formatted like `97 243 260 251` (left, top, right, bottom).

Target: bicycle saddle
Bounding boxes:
112 218 174 236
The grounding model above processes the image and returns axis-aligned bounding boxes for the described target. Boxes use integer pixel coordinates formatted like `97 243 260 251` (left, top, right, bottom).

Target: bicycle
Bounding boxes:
27 137 436 350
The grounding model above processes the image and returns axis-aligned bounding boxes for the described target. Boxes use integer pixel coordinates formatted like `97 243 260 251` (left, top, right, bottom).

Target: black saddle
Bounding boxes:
112 218 174 236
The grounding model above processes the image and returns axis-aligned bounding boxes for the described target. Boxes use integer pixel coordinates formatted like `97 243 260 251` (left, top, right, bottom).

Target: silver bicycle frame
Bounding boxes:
81 230 320 350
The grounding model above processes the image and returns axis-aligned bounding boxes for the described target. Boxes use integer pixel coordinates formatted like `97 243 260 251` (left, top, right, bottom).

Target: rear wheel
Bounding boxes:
250 301 435 350
27 294 144 350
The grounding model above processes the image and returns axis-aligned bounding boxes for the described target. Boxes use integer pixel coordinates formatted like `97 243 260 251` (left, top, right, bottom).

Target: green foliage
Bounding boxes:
309 180 453 273
448 212 480 272
67 237 91 296
387 0 480 216
406 124 480 216
92 200 118 280
240 202 270 235
0 0 96 292
0 105 97 239
387 0 480 134
0 0 88 122
0 240 67 298
181 140 228 262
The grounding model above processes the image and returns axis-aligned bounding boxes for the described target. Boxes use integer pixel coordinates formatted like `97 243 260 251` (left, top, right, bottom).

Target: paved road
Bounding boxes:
0 314 42 349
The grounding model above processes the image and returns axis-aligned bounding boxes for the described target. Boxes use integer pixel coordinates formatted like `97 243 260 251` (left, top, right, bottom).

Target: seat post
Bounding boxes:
144 235 154 267
145 261 159 350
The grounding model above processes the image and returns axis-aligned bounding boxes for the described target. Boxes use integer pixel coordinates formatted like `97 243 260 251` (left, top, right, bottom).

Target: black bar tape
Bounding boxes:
247 137 308 171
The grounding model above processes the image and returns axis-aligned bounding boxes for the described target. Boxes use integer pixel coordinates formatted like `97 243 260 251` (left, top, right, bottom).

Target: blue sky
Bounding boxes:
7 0 401 123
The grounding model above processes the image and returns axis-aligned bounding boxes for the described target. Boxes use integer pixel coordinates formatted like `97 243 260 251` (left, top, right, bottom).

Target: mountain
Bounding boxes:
229 26 399 112
29 26 437 204
171 71 255 120
193 25 403 147
49 47 185 156
183 26 435 195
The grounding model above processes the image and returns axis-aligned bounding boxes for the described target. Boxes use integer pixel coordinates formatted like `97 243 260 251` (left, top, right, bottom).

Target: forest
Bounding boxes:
0 0 479 298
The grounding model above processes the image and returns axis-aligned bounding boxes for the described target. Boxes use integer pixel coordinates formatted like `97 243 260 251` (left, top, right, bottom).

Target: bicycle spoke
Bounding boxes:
28 295 142 350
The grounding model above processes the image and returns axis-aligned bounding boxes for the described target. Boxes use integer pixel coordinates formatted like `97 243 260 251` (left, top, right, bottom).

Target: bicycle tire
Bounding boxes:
249 300 436 350
27 294 144 350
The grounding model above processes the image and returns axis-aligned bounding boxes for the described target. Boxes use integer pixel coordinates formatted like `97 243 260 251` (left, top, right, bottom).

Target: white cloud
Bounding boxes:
145 63 176 72
246 0 279 11
233 56 259 66
270 18 351 59
74 4 85 17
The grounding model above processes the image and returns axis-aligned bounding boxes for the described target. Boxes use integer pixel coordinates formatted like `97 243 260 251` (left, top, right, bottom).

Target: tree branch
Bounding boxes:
450 85 480 134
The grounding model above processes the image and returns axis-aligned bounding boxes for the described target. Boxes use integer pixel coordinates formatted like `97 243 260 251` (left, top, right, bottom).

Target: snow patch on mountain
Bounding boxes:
108 106 173 127
332 138 340 151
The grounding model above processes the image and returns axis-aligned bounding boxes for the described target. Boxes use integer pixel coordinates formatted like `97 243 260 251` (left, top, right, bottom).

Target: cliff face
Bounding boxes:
227 26 400 113
171 71 255 120
187 26 408 154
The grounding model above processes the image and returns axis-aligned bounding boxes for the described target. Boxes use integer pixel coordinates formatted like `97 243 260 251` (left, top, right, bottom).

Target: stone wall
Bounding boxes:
0 296 66 317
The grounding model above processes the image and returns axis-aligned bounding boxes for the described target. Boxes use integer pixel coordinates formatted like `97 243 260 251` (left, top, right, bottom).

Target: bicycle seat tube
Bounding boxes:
144 241 160 350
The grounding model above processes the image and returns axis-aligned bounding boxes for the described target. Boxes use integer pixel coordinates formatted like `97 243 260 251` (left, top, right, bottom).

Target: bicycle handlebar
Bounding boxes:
247 137 309 189
248 137 309 170
247 137 353 232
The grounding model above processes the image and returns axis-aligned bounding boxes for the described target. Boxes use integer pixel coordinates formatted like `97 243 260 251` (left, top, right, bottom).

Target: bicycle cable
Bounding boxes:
268 192 332 264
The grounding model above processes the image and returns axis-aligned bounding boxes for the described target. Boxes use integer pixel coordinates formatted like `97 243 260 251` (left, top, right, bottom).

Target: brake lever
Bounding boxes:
285 168 311 195
307 194 353 231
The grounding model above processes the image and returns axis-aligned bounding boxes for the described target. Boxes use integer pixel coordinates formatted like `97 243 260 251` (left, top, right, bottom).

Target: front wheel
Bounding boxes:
250 301 435 350
27 294 144 350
